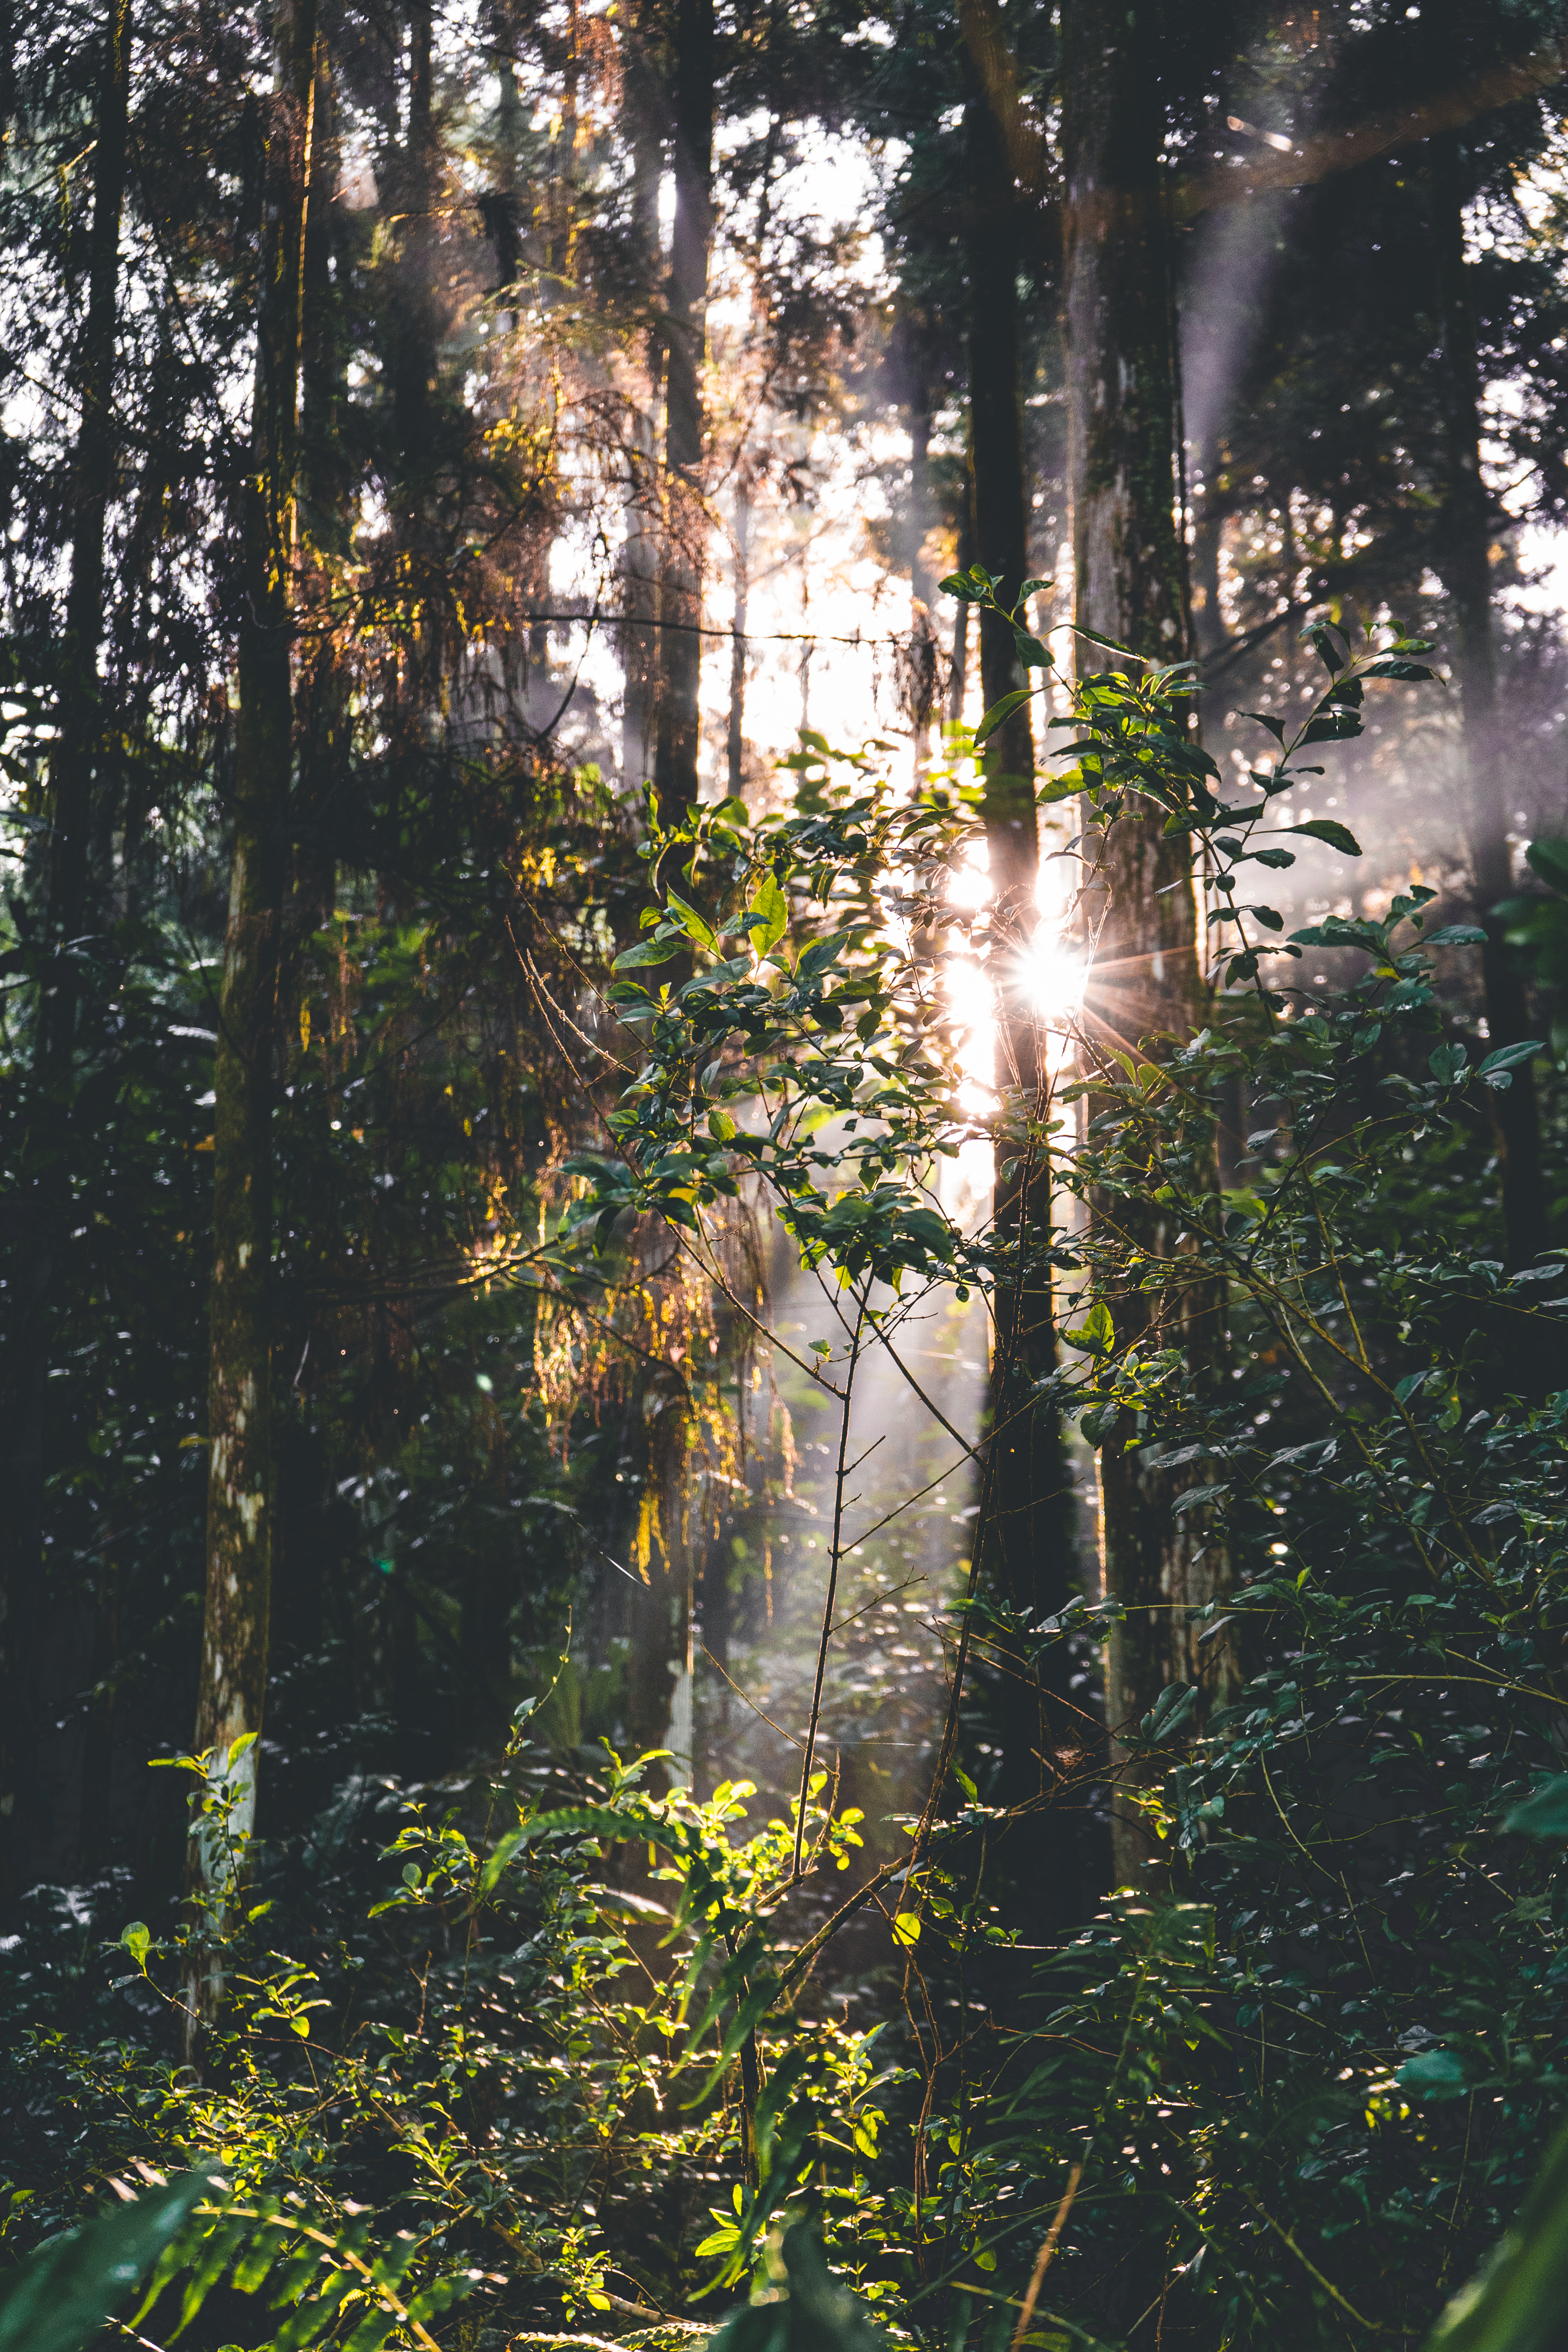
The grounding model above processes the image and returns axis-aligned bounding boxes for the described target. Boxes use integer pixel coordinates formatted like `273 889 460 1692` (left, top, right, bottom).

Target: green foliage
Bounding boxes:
9 563 1568 2352
549 585 1568 2345
1426 2117 1568 2352
708 2221 890 2350
0 2169 211 2352
1498 839 1568 1057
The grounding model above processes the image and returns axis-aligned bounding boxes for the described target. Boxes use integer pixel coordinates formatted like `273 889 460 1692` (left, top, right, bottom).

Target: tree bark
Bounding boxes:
652 0 713 818
960 0 1073 1825
619 6 663 790
0 0 131 1907
1431 130 1546 1274
727 468 752 797
189 0 315 2016
903 324 937 771
949 469 974 726
1062 0 1231 1886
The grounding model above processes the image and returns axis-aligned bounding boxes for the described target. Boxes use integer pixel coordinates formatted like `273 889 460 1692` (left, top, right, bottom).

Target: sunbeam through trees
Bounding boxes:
4 0 1568 2346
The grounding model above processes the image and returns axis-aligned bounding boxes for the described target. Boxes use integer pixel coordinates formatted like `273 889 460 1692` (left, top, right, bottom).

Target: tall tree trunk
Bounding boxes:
906 345 936 774
960 0 1073 1828
1191 431 1225 662
188 0 315 2023
652 0 713 817
0 0 131 1908
948 470 974 726
727 468 751 797
619 8 663 789
1062 0 1231 1886
1432 131 1546 1274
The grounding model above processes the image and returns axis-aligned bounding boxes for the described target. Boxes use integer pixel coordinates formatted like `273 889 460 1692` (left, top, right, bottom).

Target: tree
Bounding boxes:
1061 0 1232 1880
955 0 1076 1823
0 0 132 1904
652 0 715 818
189 0 317 1999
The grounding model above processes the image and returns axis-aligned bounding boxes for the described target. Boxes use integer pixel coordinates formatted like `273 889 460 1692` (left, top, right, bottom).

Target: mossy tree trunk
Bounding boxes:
189 0 316 2021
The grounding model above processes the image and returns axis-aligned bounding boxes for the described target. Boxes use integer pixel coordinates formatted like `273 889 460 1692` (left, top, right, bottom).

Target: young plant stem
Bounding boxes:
792 1297 866 1878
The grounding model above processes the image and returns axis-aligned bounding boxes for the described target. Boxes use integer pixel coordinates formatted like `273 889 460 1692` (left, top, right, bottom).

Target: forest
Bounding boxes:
5 0 1568 2343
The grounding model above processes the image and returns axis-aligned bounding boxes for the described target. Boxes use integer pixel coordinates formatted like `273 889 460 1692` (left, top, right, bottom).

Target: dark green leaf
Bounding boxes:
0 2171 214 2352
1361 657 1436 681
1525 838 1568 898
1287 819 1363 856
613 937 682 970
1397 2049 1470 2099
1426 2115 1568 2352
1479 1041 1543 1076
706 2222 888 2351
1504 1776 1568 1838
974 687 1036 745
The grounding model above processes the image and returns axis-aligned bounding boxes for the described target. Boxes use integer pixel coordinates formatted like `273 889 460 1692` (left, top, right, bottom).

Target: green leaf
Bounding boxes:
1504 1775 1568 1838
1398 2049 1470 2099
748 872 788 957
1362 657 1437 682
1286 818 1363 856
1300 710 1361 745
666 889 718 952
613 936 682 971
1479 1041 1543 1076
1070 621 1141 659
1426 2115 1568 2352
0 2171 214 2352
706 2222 888 2350
120 1921 151 1969
1425 924 1487 946
1525 838 1568 898
974 687 1035 745
1238 711 1286 746
1063 1301 1114 1357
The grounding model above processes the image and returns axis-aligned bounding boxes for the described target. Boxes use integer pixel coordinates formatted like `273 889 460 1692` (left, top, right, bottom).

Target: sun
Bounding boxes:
1014 937 1087 1024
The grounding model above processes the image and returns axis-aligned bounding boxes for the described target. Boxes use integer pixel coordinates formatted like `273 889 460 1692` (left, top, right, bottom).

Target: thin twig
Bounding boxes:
793 1296 866 1877
1011 2163 1083 2349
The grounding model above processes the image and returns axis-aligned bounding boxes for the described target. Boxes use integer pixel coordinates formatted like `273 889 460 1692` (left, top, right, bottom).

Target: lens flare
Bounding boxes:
1014 937 1087 1022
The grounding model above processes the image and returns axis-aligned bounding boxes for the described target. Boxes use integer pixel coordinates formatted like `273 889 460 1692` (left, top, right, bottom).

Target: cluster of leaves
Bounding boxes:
543 578 1568 2347
0 1714 957 2345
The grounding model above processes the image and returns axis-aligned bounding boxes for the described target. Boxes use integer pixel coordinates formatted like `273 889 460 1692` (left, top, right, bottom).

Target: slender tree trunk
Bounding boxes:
949 472 974 726
0 0 131 1907
907 352 936 773
388 0 440 590
619 12 663 789
652 0 713 817
189 0 315 2025
727 469 751 797
1062 0 1232 1886
961 0 1073 1827
488 24 524 313
1191 431 1225 662
1432 131 1546 1273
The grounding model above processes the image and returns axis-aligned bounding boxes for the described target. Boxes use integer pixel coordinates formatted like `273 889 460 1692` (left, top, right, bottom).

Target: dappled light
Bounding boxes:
3 0 1568 2347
